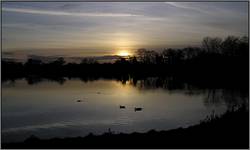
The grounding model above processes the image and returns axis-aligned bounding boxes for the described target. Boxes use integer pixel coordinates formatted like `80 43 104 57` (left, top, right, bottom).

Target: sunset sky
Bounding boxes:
2 2 248 59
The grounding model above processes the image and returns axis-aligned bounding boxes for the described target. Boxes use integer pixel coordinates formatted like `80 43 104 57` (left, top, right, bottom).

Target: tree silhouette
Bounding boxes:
2 35 248 86
52 57 65 66
202 37 222 54
221 36 240 56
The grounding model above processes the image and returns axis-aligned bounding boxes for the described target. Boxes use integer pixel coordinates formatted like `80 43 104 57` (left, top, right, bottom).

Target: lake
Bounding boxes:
2 77 247 143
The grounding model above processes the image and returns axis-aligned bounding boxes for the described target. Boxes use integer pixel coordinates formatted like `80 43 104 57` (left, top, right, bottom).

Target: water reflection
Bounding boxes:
2 77 248 143
204 89 249 109
4 76 247 108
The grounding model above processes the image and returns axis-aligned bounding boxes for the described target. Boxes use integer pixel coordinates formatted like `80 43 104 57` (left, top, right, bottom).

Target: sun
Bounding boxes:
117 51 130 57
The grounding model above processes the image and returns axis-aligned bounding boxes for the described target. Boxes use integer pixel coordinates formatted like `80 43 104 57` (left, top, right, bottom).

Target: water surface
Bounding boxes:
2 78 246 142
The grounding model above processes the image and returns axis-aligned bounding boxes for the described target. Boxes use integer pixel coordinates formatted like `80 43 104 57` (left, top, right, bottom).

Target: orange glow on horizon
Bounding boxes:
117 51 131 57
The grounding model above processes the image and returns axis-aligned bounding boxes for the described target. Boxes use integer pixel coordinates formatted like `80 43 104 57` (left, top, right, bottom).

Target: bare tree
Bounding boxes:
202 37 222 54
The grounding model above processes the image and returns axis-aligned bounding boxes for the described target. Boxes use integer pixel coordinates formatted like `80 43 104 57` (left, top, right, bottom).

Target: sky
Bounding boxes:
2 2 249 60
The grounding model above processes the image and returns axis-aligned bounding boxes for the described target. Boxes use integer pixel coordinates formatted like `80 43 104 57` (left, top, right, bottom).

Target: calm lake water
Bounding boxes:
2 78 247 142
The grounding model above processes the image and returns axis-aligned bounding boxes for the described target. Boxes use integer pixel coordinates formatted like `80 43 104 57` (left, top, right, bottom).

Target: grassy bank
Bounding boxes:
2 105 249 149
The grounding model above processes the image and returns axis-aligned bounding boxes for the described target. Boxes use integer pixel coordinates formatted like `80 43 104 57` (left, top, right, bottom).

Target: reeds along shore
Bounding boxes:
2 104 249 149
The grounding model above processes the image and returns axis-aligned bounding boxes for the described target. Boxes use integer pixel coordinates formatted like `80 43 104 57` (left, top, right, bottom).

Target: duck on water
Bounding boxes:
134 107 143 111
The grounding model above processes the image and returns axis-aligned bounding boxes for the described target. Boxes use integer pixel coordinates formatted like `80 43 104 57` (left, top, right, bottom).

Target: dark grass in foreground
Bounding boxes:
2 105 249 149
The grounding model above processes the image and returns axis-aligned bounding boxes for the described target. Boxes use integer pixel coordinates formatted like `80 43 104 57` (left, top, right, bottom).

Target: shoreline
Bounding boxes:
2 105 249 149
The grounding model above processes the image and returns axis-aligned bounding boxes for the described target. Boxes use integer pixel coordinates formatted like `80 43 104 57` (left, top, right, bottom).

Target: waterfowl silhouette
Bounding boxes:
134 107 143 111
120 105 126 109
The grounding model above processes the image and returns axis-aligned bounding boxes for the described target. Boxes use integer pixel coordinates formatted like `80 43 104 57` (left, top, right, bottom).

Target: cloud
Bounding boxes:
165 2 209 14
2 6 165 22
2 7 142 17
59 3 80 10
2 2 247 54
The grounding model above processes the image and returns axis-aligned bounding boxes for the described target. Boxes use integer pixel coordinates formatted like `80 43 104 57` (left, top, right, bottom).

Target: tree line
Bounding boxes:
2 35 249 82
115 36 248 65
